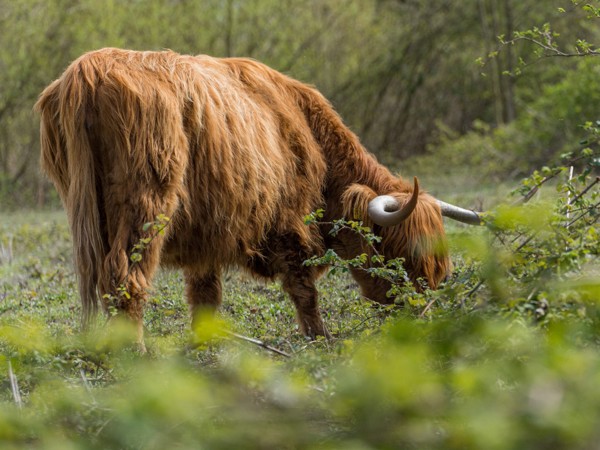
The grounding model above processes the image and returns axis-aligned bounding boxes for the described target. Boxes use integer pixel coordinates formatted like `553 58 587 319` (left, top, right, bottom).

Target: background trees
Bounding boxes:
0 3 599 446
0 0 598 207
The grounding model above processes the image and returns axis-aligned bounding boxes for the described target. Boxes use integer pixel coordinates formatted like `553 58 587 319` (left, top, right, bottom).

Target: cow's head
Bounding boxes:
342 177 480 303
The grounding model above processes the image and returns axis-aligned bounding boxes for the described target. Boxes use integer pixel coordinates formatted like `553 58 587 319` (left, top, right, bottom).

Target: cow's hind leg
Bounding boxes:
89 81 187 351
100 205 177 353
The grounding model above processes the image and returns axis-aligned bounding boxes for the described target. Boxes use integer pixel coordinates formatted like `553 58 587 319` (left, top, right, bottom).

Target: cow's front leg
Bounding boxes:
282 269 330 340
184 268 222 329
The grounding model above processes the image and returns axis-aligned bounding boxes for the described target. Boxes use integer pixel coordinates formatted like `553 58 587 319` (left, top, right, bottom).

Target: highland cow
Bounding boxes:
36 48 479 349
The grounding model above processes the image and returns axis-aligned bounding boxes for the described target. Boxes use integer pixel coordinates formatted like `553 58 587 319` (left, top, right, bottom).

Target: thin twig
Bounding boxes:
512 157 599 207
80 369 97 404
510 230 527 244
350 308 389 333
511 170 560 206
516 232 537 252
566 200 600 229
225 331 291 358
8 361 22 409
314 220 383 259
512 185 539 206
568 176 600 207
419 297 438 318
506 36 600 58
106 216 173 306
466 280 485 298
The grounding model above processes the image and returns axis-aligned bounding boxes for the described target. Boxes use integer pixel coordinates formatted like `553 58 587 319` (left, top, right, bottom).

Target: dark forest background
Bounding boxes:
1 3 600 448
1 0 599 208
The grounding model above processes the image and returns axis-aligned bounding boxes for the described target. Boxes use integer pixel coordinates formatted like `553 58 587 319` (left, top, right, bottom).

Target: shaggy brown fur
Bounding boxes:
36 48 451 346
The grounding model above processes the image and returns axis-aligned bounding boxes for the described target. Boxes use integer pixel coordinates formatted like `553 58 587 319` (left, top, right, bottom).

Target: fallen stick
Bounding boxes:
8 361 22 409
224 330 291 358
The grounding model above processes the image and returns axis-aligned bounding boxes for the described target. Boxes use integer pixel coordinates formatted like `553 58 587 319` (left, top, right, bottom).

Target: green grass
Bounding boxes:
0 210 388 345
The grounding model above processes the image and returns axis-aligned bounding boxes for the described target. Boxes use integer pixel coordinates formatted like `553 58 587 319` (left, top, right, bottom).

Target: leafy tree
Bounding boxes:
0 0 598 207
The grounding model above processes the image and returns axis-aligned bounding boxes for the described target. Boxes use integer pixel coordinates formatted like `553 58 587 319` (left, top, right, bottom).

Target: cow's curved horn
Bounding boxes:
368 177 419 227
437 200 482 225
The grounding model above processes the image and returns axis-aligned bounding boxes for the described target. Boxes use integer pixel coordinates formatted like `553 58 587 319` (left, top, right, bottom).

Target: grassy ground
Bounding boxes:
0 210 389 348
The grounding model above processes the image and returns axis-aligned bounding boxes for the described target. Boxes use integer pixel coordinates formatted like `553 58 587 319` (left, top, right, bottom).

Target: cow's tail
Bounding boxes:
35 61 105 327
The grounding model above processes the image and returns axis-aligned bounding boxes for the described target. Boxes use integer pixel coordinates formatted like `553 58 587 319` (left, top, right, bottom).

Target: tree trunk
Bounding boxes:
501 0 516 123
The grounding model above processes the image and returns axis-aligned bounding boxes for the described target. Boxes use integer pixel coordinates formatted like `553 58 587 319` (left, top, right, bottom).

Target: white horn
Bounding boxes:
368 177 419 227
437 200 482 225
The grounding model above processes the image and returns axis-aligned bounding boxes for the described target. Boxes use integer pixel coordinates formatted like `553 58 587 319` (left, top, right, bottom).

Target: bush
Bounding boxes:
2 315 600 449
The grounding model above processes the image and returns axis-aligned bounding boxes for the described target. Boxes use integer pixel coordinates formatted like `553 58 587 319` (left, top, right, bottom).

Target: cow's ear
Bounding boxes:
341 184 378 225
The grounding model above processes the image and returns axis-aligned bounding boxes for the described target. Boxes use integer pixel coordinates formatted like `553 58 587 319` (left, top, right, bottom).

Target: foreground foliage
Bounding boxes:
2 313 600 450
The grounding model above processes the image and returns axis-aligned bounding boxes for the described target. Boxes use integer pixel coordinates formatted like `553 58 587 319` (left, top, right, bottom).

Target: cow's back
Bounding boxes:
159 54 328 269
38 47 327 277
